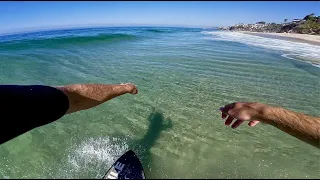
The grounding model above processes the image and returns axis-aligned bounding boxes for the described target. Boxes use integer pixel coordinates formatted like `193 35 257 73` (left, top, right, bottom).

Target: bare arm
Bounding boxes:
262 105 320 148
56 83 138 114
0 83 138 145
220 102 320 148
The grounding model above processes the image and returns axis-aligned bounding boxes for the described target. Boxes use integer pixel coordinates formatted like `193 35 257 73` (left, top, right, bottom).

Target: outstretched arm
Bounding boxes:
0 83 138 145
219 102 320 148
56 83 138 114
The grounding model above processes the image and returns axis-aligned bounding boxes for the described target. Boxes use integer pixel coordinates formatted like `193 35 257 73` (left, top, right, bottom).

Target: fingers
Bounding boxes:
123 83 138 95
223 116 244 129
248 120 260 127
224 116 234 126
223 118 259 129
220 103 236 126
231 119 244 129
220 103 236 120
220 107 227 119
221 112 227 119
219 103 236 115
132 87 138 95
220 102 259 129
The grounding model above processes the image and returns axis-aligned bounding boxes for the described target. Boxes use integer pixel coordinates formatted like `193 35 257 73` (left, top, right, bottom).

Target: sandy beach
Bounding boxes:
241 31 320 46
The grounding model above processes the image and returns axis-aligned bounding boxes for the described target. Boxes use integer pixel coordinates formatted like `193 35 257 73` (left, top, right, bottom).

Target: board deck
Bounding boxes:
103 150 145 179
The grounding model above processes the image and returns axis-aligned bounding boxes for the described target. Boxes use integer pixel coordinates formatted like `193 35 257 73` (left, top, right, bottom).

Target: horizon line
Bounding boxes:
0 24 218 36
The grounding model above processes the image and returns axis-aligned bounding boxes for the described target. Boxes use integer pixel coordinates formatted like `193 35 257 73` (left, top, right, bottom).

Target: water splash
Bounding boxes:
57 137 129 179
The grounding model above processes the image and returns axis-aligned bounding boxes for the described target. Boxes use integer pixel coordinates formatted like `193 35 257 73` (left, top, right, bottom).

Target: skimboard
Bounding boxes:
103 150 145 179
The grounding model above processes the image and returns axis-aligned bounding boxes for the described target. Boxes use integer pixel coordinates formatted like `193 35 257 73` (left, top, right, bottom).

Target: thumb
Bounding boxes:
248 120 260 127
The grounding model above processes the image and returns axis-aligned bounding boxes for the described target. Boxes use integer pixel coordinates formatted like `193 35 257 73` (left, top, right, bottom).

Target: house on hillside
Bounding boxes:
293 19 303 23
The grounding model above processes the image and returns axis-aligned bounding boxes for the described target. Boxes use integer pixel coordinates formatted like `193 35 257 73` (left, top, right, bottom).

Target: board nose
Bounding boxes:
126 150 135 156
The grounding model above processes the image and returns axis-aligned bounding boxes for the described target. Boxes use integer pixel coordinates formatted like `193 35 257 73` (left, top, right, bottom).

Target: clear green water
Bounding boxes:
0 27 319 179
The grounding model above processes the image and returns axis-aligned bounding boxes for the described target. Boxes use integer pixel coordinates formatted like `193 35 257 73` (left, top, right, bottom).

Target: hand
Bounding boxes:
219 102 267 129
122 83 138 95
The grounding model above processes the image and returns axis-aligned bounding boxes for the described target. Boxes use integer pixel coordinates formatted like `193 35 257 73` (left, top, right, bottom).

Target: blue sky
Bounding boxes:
0 1 319 34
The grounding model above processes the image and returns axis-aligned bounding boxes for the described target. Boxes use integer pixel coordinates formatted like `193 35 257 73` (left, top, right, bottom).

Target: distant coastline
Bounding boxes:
216 13 320 67
218 13 320 46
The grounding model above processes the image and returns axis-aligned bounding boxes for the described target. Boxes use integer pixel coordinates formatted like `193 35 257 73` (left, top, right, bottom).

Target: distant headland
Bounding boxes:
218 13 320 35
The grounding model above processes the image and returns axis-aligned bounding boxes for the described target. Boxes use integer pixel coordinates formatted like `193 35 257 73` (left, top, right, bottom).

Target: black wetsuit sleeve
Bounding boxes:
0 85 69 145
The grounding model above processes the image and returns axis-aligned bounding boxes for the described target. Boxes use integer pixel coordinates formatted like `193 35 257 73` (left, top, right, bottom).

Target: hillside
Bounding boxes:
219 13 320 35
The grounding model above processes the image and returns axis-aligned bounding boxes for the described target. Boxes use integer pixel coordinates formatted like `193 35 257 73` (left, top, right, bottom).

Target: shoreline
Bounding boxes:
237 31 320 67
239 31 320 46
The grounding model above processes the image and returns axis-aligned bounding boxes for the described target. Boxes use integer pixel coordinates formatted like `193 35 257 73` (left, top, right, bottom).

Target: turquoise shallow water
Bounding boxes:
0 27 319 179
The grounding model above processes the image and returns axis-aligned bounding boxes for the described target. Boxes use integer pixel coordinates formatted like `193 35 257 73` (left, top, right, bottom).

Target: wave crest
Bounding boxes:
0 33 138 50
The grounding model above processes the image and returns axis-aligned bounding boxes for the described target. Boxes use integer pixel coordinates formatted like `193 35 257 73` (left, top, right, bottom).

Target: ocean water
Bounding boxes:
0 27 319 179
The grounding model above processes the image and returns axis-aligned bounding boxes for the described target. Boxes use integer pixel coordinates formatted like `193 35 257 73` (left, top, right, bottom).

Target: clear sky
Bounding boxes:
0 1 319 34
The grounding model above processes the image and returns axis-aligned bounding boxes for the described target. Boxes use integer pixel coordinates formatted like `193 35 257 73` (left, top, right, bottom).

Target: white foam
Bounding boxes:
311 63 320 68
58 137 129 178
201 31 320 67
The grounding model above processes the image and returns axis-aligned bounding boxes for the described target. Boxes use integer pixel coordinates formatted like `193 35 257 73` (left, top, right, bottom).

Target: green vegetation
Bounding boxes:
295 19 320 34
303 13 316 21
294 13 320 35
220 13 320 35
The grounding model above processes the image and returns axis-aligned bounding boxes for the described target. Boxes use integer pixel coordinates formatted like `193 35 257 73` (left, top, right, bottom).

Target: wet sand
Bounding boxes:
241 32 320 46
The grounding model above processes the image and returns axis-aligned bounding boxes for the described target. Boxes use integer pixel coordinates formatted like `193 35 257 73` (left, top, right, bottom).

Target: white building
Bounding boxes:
293 19 302 23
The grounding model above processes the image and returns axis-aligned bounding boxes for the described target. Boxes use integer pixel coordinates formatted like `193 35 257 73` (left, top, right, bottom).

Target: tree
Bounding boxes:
284 19 288 23
304 13 316 21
